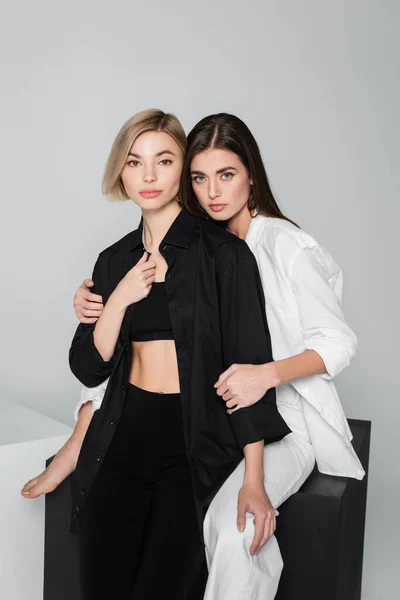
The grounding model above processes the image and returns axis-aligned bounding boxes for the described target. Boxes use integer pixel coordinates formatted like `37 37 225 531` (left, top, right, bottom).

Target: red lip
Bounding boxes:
139 190 162 198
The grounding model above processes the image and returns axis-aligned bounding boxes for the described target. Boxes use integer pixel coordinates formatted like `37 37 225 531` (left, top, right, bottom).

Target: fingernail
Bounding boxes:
239 526 244 532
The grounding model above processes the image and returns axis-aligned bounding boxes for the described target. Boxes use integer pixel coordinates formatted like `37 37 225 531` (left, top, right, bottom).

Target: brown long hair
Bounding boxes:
180 113 298 227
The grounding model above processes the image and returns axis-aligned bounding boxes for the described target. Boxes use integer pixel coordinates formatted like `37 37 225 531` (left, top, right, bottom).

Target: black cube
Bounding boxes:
275 419 371 600
43 419 370 600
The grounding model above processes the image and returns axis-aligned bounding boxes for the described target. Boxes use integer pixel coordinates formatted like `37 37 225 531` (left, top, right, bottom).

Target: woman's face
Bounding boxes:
190 148 252 221
121 131 184 211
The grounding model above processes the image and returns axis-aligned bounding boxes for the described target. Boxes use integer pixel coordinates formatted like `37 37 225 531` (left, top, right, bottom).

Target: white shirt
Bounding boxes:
74 215 365 480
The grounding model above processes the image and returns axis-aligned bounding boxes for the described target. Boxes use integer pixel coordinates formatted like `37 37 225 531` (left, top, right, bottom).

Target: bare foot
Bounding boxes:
21 436 81 499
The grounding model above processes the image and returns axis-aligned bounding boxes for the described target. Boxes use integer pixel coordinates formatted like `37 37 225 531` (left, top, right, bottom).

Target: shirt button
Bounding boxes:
110 420 117 426
121 384 127 390
80 490 86 496
72 513 79 519
75 505 80 512
95 455 102 462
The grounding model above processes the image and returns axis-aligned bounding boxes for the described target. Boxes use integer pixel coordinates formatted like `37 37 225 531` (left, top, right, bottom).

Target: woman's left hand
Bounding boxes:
215 363 278 414
237 482 276 556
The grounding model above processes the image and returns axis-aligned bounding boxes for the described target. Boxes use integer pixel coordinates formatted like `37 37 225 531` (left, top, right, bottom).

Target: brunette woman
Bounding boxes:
180 113 364 599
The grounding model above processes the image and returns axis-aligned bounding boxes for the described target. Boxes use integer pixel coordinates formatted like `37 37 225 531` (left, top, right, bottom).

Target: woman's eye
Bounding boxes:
221 172 234 180
127 160 140 167
159 159 172 166
192 176 206 183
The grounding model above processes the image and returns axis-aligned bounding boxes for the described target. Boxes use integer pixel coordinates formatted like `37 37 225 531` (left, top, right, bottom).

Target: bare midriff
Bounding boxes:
128 340 180 393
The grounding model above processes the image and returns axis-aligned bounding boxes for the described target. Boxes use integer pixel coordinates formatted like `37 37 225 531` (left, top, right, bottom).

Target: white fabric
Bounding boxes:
73 379 108 422
203 429 315 600
245 215 364 480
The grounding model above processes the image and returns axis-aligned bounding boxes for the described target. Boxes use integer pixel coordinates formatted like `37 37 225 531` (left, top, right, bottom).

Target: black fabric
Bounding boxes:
69 208 291 535
79 383 207 600
129 282 173 342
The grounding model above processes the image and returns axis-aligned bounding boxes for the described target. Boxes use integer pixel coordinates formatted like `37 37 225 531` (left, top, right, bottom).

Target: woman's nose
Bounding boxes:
208 183 221 199
143 169 156 183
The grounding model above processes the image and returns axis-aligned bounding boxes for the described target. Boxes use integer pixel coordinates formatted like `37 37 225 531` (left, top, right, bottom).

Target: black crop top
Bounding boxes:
129 282 174 342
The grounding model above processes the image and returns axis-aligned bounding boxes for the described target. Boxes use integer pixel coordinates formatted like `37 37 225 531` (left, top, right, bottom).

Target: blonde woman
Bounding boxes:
23 109 290 600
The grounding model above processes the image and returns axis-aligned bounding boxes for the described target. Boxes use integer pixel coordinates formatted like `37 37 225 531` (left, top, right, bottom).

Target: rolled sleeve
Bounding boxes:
217 241 291 449
304 328 357 379
69 321 115 387
73 379 109 422
289 245 358 379
229 402 291 449
69 255 118 387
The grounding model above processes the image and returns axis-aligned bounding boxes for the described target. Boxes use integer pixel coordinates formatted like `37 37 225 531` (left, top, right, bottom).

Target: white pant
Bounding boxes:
203 391 316 600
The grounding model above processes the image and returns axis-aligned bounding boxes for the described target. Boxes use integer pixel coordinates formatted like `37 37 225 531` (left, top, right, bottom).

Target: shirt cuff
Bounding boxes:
230 401 291 449
305 337 352 379
73 379 109 422
73 397 103 422
86 330 114 373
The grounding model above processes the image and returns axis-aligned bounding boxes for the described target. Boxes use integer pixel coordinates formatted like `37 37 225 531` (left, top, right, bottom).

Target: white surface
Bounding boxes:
0 401 72 446
0 401 72 600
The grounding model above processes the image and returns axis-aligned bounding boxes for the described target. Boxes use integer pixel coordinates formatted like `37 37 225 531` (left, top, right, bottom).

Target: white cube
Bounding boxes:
0 400 72 600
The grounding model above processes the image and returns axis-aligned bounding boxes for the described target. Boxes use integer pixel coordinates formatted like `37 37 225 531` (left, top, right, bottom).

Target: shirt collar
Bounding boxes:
245 213 269 252
128 208 196 252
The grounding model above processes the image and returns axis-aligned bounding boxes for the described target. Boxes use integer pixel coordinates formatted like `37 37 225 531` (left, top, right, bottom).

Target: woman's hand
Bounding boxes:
74 280 104 324
237 482 276 556
74 251 156 323
215 363 279 414
112 251 156 310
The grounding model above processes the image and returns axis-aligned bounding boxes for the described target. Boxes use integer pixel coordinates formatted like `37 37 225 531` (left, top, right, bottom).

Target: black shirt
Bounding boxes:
68 208 291 534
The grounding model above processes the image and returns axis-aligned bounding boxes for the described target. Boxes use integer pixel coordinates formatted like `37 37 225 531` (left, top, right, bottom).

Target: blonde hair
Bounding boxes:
103 109 187 201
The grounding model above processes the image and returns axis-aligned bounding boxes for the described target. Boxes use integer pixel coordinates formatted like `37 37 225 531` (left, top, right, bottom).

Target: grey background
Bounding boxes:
1 1 398 597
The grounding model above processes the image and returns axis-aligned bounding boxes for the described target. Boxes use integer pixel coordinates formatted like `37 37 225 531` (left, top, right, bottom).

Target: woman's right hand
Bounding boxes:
113 251 156 309
74 280 104 324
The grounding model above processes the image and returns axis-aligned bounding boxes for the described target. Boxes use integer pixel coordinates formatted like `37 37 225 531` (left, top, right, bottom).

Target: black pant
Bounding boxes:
79 383 207 600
